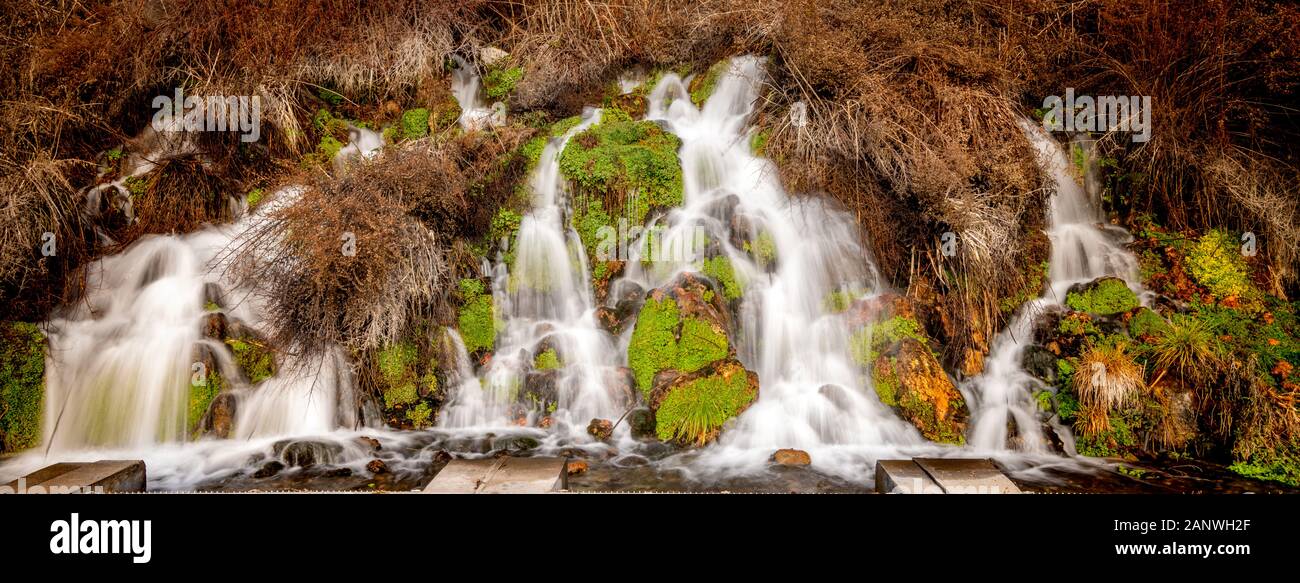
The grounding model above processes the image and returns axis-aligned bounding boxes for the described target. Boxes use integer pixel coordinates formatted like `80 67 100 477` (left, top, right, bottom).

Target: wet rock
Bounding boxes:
566 460 589 476
626 407 657 440
1021 345 1058 384
199 393 238 439
202 282 225 308
587 418 614 441
493 435 541 452
818 384 853 411
872 338 969 445
648 359 759 446
770 449 812 466
366 459 389 474
274 439 344 468
594 306 625 336
357 436 382 451
613 454 650 467
252 460 284 479
603 367 637 410
324 467 353 478
430 449 454 464
522 369 559 411
201 312 227 340
480 47 510 68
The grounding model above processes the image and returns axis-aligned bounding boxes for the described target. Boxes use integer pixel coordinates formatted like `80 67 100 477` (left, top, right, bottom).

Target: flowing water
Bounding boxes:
1 56 1127 490
964 121 1142 453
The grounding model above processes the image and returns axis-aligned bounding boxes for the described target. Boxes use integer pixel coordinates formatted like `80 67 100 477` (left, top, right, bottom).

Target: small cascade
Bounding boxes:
965 121 1142 452
618 57 924 476
450 55 500 130
40 189 362 452
438 110 631 439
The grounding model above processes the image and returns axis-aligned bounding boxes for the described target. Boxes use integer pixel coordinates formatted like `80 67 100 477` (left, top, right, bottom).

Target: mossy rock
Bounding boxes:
1128 306 1170 338
559 109 683 226
871 338 968 445
484 65 523 100
373 334 444 429
626 274 734 397
688 61 730 107
430 95 462 132
225 336 276 384
0 322 46 453
1065 277 1139 316
649 359 758 445
457 278 496 355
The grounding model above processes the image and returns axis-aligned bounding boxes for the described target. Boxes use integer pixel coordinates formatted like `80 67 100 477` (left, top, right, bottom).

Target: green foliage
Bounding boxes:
748 230 777 268
124 175 148 195
1075 414 1136 457
383 382 419 409
106 147 123 162
822 290 854 313
1230 457 1300 487
689 61 729 107
245 188 264 208
1151 313 1221 382
316 87 344 106
572 197 612 260
676 318 729 373
1066 278 1139 315
702 256 742 300
873 361 899 406
457 278 496 354
377 342 418 387
520 135 548 170
187 369 222 433
226 338 275 384
1187 229 1256 303
654 365 755 444
484 66 523 99
406 402 433 428
628 298 680 394
549 115 583 138
1000 261 1049 314
400 108 430 140
849 315 928 365
749 129 770 156
534 348 561 371
1128 307 1169 338
0 322 45 452
559 115 683 225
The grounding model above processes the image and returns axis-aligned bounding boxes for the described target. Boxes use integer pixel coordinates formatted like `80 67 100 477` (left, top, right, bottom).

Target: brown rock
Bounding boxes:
566 460 589 476
872 338 969 445
357 436 381 451
587 418 614 441
770 449 812 465
366 459 389 474
200 393 238 439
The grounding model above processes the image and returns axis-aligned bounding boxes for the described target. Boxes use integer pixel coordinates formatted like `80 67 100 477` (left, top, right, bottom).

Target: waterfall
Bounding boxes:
438 109 631 438
40 189 360 452
451 56 500 130
616 57 924 476
965 120 1142 452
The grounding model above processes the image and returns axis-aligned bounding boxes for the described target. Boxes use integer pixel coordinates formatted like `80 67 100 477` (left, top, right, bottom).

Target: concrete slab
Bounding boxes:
423 457 566 493
4 462 80 492
874 460 943 494
913 458 1021 494
12 460 146 493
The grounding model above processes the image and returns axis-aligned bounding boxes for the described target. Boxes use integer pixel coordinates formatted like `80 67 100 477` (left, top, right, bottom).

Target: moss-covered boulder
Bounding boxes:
871 338 968 444
625 273 756 444
457 278 496 355
0 322 46 453
1065 277 1139 316
372 332 446 429
559 108 683 228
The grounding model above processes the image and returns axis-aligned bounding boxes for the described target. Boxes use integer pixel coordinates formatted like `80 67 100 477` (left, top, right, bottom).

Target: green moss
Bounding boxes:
1230 457 1300 487
534 348 561 371
433 96 461 130
383 382 419 409
654 365 755 444
1058 313 1102 337
749 129 770 156
520 136 548 170
822 290 854 313
1187 229 1257 304
849 315 928 366
245 188 264 208
317 87 344 106
0 322 46 452
1065 278 1139 316
550 115 584 138
873 360 899 406
377 342 418 387
676 318 729 373
744 230 778 268
689 61 729 107
702 256 742 301
225 338 275 384
484 66 523 100
457 278 496 354
628 297 681 395
572 196 613 261
1075 415 1136 457
559 114 683 226
1128 307 1170 338
400 108 430 140
406 402 433 428
106 147 123 162
187 369 222 433
124 175 148 195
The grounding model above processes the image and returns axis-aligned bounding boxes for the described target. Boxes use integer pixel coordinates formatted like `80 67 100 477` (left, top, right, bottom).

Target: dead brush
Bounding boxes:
1073 339 1144 437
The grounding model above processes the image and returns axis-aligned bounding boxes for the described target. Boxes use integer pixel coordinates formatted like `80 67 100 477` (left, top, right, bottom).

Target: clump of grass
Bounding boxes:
1073 339 1144 438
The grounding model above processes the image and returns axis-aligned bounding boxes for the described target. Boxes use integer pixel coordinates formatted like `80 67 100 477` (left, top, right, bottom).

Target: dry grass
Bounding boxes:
1073 340 1144 437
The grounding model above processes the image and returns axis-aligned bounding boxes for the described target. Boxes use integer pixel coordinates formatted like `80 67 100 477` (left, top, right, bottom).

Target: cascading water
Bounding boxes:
451 55 501 130
438 110 633 441
615 56 925 478
965 121 1142 452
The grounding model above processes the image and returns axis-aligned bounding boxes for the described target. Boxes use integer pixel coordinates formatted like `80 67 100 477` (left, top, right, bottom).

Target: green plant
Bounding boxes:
702 256 742 300
400 108 430 140
0 322 45 452
457 278 496 354
1150 313 1220 385
1186 229 1257 304
484 66 523 99
1066 277 1138 315
654 363 755 444
559 114 683 226
534 348 561 370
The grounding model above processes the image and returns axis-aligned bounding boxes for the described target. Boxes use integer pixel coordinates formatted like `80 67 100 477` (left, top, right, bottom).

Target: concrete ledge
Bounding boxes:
875 458 1021 494
423 457 566 494
6 460 146 493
